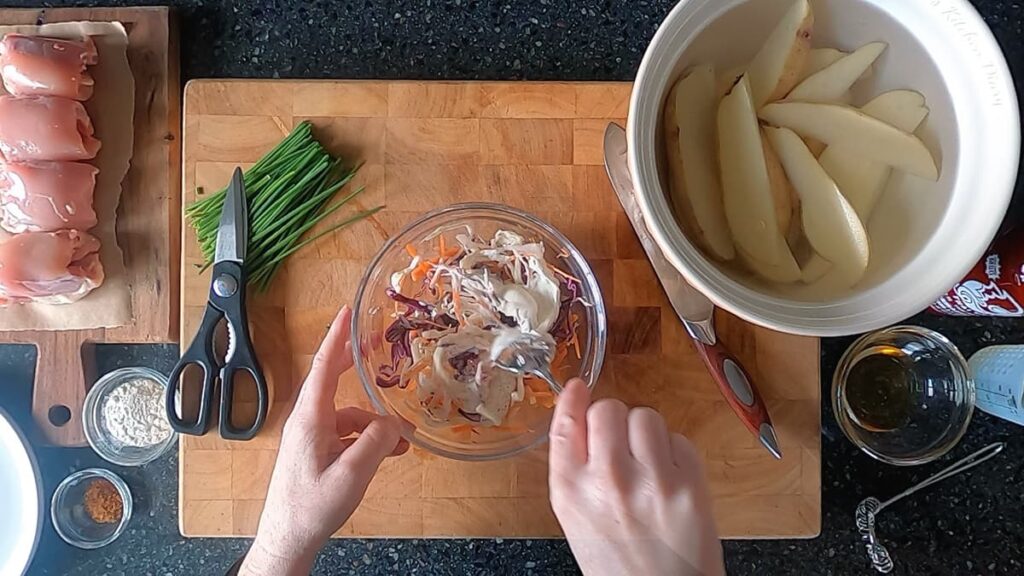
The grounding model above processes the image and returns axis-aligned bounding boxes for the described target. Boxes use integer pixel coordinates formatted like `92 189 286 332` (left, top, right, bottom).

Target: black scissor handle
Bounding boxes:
166 303 220 436
210 260 268 441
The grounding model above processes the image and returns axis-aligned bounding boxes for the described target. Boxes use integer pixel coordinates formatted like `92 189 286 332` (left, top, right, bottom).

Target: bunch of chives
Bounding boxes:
186 121 382 291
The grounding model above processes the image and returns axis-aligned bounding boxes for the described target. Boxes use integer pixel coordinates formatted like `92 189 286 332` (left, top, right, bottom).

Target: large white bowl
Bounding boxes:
0 408 41 575
628 0 1020 336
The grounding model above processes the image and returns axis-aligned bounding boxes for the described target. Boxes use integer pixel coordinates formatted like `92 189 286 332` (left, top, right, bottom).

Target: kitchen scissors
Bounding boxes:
165 168 268 440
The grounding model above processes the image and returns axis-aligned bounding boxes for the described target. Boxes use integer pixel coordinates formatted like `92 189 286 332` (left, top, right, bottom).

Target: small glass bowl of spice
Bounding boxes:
83 367 177 466
51 468 132 548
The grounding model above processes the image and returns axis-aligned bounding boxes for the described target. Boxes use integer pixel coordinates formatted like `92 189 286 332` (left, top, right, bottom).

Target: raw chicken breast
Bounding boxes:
0 229 103 305
0 161 98 233
0 96 101 161
0 34 97 100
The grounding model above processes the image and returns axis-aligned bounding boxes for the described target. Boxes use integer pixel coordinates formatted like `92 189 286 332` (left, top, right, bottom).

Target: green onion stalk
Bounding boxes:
186 121 382 291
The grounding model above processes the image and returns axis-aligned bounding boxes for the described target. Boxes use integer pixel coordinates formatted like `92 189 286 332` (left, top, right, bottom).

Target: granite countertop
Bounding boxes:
1 1 1022 574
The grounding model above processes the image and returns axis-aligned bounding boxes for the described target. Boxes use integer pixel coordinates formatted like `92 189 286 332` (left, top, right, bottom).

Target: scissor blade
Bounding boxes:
214 167 248 264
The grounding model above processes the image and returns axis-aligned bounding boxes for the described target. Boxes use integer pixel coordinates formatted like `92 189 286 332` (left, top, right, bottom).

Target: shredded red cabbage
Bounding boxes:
458 409 482 422
550 277 581 343
375 259 587 426
377 288 458 389
449 350 479 382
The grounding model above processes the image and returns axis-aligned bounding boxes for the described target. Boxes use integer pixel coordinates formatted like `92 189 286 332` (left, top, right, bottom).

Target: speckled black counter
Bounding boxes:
0 1 1022 575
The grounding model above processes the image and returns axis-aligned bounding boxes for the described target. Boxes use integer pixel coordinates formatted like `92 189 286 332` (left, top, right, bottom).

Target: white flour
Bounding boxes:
101 378 172 447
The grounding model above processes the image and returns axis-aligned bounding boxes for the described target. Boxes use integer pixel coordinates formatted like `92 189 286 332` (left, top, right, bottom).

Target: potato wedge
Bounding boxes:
664 80 711 254
805 138 827 157
718 75 791 266
717 65 746 100
797 48 846 83
759 102 940 180
862 89 929 127
760 127 799 239
747 0 814 107
819 90 930 218
801 91 930 281
765 127 870 287
787 42 887 103
800 252 833 283
668 65 735 261
737 240 802 284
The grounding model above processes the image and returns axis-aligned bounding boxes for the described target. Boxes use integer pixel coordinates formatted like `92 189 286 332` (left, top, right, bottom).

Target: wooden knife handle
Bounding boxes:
691 338 780 457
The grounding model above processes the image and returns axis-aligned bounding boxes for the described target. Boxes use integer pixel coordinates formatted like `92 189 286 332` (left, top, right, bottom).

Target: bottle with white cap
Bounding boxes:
968 345 1024 426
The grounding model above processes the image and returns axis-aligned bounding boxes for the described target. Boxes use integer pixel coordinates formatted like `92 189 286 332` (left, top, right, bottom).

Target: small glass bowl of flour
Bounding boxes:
83 367 177 466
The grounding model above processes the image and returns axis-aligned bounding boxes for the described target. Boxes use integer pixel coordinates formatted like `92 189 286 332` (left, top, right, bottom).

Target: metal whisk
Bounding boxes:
855 442 1005 573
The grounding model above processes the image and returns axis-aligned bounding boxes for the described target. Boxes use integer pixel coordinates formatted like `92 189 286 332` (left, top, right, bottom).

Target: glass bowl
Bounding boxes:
353 203 607 461
83 367 177 467
50 468 132 549
833 326 975 466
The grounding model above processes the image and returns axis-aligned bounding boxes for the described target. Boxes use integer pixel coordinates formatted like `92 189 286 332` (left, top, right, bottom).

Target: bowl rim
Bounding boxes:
352 202 607 461
50 467 133 549
82 367 178 467
831 325 976 465
626 0 1021 336
0 406 41 576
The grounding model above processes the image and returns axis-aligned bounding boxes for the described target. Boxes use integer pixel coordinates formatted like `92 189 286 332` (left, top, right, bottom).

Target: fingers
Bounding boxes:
627 407 672 472
336 435 410 457
334 407 378 437
294 306 354 416
335 407 411 456
549 378 592 468
670 432 702 474
328 416 404 487
587 398 630 467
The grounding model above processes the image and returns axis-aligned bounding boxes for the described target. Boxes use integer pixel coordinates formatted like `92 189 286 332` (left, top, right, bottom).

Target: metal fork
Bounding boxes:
493 335 563 394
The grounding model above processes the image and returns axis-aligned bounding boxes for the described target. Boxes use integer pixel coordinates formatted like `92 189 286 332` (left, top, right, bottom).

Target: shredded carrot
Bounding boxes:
450 423 474 434
452 289 463 319
505 402 523 421
438 235 446 257
493 424 529 434
552 265 582 285
525 377 549 394
551 343 568 367
568 312 582 359
529 391 555 408
403 357 430 380
410 261 433 282
405 243 418 257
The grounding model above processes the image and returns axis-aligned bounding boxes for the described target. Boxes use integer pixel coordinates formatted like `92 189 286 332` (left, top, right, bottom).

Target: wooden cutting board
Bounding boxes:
179 80 821 539
0 7 180 446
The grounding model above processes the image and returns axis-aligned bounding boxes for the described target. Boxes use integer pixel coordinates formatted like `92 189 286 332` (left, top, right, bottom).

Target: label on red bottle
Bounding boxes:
931 236 1024 317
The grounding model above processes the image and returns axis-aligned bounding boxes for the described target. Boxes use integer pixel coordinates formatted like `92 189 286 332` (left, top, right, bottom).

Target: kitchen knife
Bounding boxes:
603 123 781 459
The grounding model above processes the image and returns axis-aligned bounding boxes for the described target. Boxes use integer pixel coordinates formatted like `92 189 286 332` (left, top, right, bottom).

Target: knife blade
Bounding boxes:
603 123 781 459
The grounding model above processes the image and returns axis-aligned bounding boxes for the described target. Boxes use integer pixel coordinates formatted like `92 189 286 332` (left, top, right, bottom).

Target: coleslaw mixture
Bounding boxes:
377 228 585 427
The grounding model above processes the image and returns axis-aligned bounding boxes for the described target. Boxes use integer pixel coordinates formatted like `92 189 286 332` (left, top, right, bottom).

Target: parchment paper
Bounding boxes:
0 22 134 330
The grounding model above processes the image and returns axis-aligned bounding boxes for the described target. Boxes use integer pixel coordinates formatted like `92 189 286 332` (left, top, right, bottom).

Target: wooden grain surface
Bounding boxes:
179 80 821 539
0 7 180 445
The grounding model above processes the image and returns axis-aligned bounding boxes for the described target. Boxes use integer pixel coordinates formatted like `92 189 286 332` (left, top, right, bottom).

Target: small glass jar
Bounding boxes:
51 468 132 549
833 326 975 465
83 367 178 466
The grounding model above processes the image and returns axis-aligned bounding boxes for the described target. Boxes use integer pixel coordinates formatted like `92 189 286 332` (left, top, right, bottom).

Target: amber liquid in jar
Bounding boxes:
842 346 915 432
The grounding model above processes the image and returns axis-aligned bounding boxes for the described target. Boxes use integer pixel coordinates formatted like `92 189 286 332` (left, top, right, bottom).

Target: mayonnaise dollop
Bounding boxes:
390 228 568 426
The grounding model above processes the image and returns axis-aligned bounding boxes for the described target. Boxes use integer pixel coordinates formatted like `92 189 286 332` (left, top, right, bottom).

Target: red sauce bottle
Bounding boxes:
931 230 1024 317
